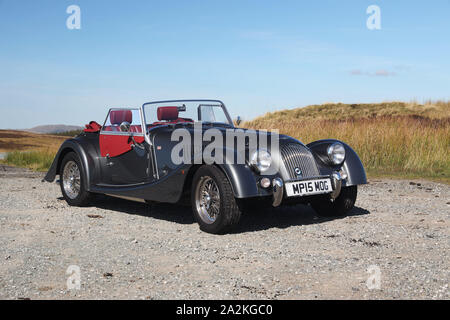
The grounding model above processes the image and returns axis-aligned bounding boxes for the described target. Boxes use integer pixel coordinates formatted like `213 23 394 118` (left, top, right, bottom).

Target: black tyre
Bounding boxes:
191 165 242 234
311 186 357 217
59 152 93 207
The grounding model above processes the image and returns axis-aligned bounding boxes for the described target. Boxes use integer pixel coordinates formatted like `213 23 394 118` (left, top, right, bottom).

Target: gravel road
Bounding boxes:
0 165 448 300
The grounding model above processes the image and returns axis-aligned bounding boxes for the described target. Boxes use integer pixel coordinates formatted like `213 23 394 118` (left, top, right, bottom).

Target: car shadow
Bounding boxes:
89 195 370 233
92 195 195 225
232 205 370 234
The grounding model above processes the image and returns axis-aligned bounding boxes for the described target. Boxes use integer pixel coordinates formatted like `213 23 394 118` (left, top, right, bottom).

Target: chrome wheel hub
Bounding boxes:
63 161 81 199
195 177 220 224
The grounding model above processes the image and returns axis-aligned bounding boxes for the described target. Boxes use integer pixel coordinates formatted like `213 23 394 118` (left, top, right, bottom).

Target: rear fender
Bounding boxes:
44 139 95 191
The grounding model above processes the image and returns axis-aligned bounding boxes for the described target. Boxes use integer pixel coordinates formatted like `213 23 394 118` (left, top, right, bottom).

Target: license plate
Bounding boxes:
285 178 332 197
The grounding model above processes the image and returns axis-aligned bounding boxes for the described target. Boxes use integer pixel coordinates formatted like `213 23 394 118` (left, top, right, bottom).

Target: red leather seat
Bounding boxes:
111 110 132 125
157 107 179 121
104 110 134 132
149 107 194 128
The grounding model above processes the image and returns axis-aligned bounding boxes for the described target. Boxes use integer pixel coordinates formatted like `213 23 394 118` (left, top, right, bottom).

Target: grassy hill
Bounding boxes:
245 101 450 182
251 101 450 122
26 124 83 134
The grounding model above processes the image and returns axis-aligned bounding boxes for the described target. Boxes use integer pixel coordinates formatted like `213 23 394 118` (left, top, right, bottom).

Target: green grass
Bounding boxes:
3 150 56 172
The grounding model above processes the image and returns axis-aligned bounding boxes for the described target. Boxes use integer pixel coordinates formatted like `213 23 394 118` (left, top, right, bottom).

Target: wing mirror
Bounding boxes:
120 121 131 132
235 116 242 126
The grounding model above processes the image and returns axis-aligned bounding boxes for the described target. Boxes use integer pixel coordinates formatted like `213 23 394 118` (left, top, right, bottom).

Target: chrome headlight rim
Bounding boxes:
327 142 346 165
249 149 272 173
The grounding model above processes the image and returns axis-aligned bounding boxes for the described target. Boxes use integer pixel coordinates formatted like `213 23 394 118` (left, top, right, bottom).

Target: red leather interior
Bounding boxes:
100 109 145 157
103 124 142 132
157 107 179 121
102 126 116 131
84 121 102 133
103 110 141 132
99 134 145 157
110 110 132 125
130 125 142 133
148 106 193 128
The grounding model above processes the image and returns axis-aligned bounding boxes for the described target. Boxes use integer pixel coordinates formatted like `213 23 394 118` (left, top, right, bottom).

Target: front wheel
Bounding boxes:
59 152 93 206
310 186 357 217
191 165 242 234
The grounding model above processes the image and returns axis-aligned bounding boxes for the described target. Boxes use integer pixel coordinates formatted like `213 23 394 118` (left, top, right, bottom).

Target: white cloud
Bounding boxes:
350 69 397 77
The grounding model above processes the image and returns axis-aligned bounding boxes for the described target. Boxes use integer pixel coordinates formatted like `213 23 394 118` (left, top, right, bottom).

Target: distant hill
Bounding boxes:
26 124 83 134
248 101 450 123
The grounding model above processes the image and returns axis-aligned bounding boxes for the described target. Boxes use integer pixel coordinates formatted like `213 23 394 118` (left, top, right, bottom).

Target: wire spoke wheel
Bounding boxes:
62 160 81 200
195 176 221 224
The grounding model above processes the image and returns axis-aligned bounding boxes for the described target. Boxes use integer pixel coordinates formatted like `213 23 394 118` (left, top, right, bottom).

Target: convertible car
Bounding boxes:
45 99 366 234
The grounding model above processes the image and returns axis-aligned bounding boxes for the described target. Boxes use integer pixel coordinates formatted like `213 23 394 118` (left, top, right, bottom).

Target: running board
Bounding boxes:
105 194 146 203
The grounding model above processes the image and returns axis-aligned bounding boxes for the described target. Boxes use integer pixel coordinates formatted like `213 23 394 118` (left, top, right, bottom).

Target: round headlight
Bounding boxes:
327 142 346 165
249 149 272 172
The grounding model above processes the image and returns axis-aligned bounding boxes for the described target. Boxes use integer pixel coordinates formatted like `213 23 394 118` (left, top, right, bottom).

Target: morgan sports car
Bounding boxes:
45 100 367 234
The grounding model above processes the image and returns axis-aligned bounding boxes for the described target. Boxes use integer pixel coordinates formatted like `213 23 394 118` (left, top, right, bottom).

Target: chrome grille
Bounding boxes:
280 143 320 180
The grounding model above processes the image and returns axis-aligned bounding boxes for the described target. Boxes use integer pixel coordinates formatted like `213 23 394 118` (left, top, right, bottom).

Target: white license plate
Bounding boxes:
285 178 333 197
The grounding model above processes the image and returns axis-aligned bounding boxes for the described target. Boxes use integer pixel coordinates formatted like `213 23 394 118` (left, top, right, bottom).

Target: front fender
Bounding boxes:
307 139 367 186
202 147 267 198
44 138 95 191
216 163 261 198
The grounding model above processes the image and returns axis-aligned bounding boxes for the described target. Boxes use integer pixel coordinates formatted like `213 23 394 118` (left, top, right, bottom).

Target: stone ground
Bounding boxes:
0 165 448 299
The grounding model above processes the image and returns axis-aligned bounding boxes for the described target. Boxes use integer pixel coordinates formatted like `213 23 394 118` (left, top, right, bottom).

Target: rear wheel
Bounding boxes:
191 165 242 234
60 152 92 206
311 186 357 217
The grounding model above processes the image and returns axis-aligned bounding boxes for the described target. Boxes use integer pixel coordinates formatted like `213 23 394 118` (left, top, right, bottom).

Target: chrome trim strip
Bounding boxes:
105 194 146 203
99 131 144 137
283 175 333 183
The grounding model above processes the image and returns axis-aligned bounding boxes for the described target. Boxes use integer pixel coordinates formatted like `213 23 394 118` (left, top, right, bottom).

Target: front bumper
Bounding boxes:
272 172 343 207
272 178 284 206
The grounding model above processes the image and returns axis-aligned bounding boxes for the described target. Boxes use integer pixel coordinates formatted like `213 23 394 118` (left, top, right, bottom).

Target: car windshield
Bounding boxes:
142 100 233 130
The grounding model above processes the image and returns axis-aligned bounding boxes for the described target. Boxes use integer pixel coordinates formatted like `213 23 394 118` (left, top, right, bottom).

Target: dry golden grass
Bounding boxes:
256 101 450 122
245 102 450 182
0 130 66 153
0 130 67 171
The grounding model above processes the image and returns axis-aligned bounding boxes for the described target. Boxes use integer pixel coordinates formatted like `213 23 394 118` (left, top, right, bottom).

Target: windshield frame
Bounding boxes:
141 99 234 129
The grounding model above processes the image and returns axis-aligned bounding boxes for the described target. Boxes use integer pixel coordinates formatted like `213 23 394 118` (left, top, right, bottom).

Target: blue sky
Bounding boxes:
0 0 449 128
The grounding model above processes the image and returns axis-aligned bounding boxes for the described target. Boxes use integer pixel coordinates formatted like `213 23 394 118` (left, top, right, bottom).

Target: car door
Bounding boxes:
99 108 151 185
